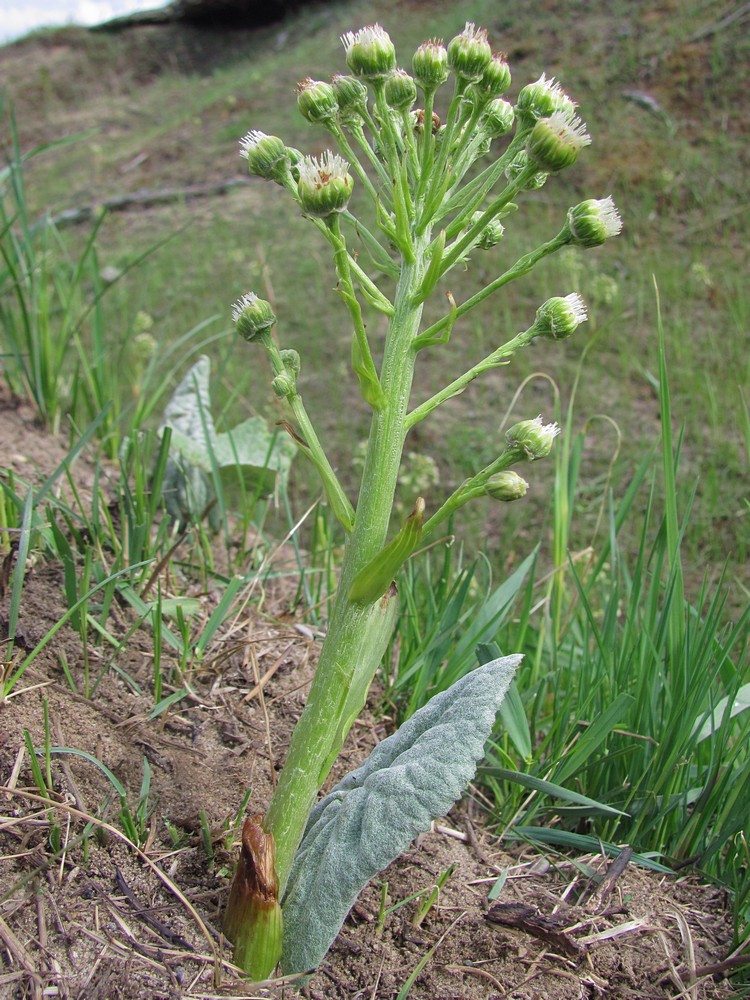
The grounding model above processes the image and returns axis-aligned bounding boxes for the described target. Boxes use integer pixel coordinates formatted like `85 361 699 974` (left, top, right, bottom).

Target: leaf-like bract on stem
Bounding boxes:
281 654 521 972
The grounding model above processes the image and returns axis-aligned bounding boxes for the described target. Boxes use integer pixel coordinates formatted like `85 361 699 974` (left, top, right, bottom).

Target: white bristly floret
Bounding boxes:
297 151 350 188
596 196 624 238
238 131 267 159
562 293 588 325
545 110 591 150
231 292 259 323
340 24 389 54
458 21 489 42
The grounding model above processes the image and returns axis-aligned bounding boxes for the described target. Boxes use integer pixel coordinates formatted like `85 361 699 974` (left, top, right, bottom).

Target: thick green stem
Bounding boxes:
265 234 430 895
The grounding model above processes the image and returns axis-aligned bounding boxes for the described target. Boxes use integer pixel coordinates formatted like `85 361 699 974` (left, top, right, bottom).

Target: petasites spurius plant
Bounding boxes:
225 22 622 978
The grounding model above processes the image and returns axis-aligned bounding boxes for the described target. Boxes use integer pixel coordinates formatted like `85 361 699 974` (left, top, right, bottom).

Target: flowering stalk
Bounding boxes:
227 21 621 978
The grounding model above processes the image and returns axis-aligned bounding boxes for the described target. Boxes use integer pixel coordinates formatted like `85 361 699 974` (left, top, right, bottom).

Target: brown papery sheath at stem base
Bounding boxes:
224 815 283 980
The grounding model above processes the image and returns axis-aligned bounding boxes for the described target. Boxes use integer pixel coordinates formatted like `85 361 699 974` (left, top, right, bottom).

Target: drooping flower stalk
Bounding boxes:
224 21 622 979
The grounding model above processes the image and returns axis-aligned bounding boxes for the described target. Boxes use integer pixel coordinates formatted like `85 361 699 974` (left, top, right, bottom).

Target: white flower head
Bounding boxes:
341 24 396 78
567 196 623 246
239 130 267 159
595 196 623 238
506 415 560 460
562 292 588 325
517 73 577 126
231 292 259 323
341 23 390 54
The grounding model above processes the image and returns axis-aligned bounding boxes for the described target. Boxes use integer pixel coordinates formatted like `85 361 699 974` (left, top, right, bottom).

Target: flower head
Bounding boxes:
412 39 449 91
447 22 492 81
515 73 576 129
239 130 290 183
385 68 417 110
341 25 396 79
566 196 623 247
481 98 515 138
331 74 369 123
505 416 560 461
297 151 354 217
527 110 591 172
232 293 277 342
475 52 511 99
296 77 338 124
534 293 588 340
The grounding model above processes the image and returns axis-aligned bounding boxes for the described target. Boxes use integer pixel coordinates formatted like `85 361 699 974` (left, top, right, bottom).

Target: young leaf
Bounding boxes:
281 654 521 973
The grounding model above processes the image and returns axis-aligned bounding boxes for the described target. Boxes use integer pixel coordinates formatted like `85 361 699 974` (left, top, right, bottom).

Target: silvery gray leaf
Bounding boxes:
281 654 521 973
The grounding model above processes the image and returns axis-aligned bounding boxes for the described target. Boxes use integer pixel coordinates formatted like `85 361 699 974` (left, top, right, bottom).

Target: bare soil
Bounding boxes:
0 387 741 999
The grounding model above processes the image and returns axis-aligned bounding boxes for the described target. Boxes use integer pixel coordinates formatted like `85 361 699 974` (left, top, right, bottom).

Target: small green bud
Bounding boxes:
341 24 396 79
297 151 354 217
506 416 560 461
232 293 276 342
481 98 515 138
385 68 417 111
239 130 291 184
475 52 511 98
534 293 588 340
272 372 296 399
331 73 369 123
566 196 623 247
296 77 338 124
470 212 505 249
447 22 492 82
412 39 449 91
527 111 591 172
286 146 304 182
485 471 529 501
280 348 301 378
506 150 548 190
515 73 576 129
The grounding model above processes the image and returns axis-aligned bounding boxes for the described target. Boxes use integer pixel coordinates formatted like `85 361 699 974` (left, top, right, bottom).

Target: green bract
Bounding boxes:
227 20 621 981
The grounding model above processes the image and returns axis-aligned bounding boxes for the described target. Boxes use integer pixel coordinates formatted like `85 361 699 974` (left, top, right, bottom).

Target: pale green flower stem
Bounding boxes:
265 233 430 895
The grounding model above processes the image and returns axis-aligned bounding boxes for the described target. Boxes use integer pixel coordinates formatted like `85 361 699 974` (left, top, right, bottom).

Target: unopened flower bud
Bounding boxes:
280 348 301 378
232 293 276 342
341 25 396 79
527 111 591 172
297 151 354 217
566 196 623 247
470 212 505 249
286 146 304 181
506 416 560 460
475 52 511 98
506 150 548 190
534 293 588 340
331 74 369 122
239 130 290 183
485 471 528 501
447 22 492 82
385 68 417 110
272 372 296 398
481 98 515 138
296 77 338 124
412 39 449 91
515 73 576 129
